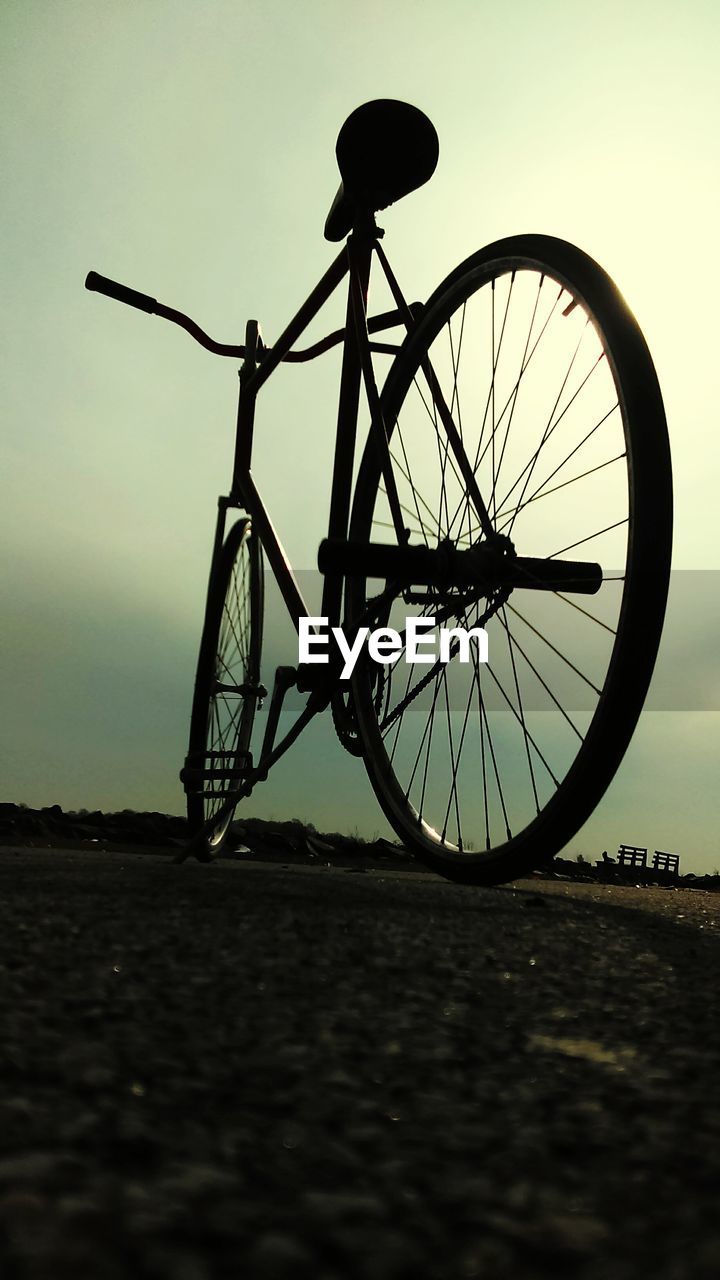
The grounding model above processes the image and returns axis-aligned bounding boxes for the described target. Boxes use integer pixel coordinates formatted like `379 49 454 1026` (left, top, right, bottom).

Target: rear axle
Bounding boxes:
318 538 602 595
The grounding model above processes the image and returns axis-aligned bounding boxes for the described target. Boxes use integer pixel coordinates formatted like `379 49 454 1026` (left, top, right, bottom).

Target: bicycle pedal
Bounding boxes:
213 679 268 702
180 750 252 793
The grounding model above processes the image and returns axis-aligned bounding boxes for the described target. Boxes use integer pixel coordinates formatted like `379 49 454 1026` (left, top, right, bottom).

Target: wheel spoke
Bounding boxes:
500 603 540 813
440 656 476 846
494 449 625 530
488 273 549 524
499 349 607 532
445 275 566 545
495 611 583 740
468 643 512 844
439 666 462 846
550 591 617 637
504 600 603 695
550 518 628 558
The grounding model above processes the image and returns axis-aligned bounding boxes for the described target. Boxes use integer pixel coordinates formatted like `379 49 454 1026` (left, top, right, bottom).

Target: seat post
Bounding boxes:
320 225 375 626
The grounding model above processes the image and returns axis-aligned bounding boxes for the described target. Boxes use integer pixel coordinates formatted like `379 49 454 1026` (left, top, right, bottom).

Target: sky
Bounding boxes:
2 0 719 872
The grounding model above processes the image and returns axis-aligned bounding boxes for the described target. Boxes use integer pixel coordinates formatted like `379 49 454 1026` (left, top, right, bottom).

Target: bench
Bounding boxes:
616 844 648 868
652 850 680 875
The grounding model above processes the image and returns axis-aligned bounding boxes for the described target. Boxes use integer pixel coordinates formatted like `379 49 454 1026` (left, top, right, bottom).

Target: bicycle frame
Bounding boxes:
213 223 411 656
182 218 421 805
85 219 425 832
85 210 607 845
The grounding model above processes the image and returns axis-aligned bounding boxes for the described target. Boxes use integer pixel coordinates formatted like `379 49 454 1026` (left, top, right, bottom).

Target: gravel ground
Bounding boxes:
0 847 718 1279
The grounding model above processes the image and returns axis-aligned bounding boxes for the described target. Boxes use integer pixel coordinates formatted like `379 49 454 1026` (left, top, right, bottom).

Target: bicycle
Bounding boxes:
85 99 673 885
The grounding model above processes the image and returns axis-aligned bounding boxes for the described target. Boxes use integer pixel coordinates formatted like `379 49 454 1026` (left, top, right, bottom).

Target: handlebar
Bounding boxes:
85 269 414 362
85 270 246 357
85 271 158 314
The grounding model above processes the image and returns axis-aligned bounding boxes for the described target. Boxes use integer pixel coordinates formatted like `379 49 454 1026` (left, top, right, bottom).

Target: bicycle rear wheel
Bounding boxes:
347 235 672 884
185 518 264 858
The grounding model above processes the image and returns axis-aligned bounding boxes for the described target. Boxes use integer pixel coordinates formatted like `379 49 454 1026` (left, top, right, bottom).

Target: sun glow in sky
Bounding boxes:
2 0 719 870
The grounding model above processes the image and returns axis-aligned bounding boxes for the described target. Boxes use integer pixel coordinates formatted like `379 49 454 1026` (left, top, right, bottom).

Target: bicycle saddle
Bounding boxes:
324 100 439 242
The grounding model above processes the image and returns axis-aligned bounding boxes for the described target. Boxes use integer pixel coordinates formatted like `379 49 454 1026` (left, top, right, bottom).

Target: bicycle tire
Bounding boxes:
186 517 264 857
346 234 672 884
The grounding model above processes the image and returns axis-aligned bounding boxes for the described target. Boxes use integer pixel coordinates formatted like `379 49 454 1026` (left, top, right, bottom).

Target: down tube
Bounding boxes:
241 471 312 635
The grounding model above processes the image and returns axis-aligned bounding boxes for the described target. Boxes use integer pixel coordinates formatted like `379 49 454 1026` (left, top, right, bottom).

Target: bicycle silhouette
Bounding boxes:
86 100 673 884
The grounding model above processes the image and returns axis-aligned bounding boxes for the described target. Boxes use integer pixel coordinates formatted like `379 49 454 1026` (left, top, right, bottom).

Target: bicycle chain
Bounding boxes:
332 582 509 749
378 587 511 733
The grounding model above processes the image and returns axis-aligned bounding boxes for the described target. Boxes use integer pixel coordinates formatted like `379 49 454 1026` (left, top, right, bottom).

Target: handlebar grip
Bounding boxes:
85 271 157 314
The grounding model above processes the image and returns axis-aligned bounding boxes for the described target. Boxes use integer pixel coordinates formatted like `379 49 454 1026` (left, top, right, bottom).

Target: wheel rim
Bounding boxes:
349 243 671 877
188 521 262 850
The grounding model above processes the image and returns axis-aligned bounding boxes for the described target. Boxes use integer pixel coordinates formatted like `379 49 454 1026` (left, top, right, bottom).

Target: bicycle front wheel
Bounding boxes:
185 518 264 857
347 235 672 884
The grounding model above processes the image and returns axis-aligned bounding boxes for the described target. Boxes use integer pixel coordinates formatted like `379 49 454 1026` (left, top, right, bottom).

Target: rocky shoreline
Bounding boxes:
1 803 717 890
